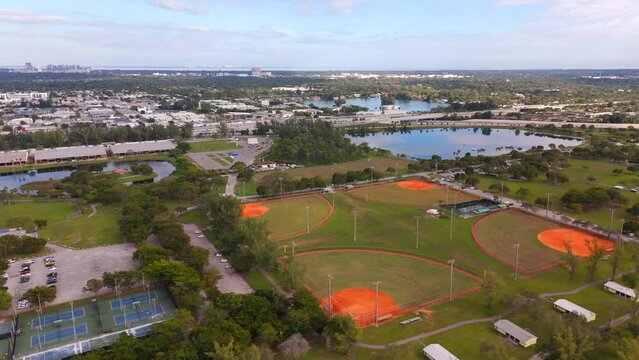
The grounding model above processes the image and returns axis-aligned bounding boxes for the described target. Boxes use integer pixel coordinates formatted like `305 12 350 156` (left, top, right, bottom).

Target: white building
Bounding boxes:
32 145 108 164
553 299 596 322
109 140 175 157
604 281 637 300
0 150 29 167
0 92 48 104
494 319 537 348
422 344 459 360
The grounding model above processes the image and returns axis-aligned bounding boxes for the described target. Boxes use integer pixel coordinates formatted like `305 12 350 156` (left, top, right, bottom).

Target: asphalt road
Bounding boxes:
182 224 252 294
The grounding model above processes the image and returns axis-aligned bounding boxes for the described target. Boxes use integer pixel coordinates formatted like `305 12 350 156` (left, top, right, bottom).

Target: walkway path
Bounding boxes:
225 174 237 197
87 203 97 218
257 267 291 298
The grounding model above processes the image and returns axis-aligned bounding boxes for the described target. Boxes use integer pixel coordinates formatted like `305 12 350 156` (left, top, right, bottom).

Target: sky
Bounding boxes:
0 0 638 70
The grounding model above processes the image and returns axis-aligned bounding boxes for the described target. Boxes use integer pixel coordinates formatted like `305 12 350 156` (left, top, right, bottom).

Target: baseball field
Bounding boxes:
347 179 477 207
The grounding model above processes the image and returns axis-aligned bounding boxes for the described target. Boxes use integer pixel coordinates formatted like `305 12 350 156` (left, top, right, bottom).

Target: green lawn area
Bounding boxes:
40 205 122 248
235 181 258 196
244 195 332 239
297 251 480 311
244 269 272 291
0 201 77 231
253 156 414 182
189 139 241 152
177 208 210 228
476 158 639 227
116 172 157 183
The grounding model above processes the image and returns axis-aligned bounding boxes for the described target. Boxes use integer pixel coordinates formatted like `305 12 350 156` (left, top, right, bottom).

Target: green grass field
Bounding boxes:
189 140 241 152
477 158 639 227
348 181 477 207
0 201 77 231
40 205 121 248
297 251 480 310
473 210 565 273
253 156 413 182
244 195 332 239
235 181 258 196
116 172 157 183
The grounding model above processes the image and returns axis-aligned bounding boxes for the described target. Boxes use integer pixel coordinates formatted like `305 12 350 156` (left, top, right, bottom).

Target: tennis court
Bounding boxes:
30 323 88 347
113 304 165 326
31 308 86 328
110 291 158 310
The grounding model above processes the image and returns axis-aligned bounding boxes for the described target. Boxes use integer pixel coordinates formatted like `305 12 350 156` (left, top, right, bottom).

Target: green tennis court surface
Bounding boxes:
31 308 86 328
13 287 176 360
30 323 88 347
110 291 158 310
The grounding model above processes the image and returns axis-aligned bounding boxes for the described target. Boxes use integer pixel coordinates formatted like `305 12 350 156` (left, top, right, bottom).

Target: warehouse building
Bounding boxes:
553 299 596 322
604 281 637 300
422 344 459 360
32 145 107 164
109 140 175 157
0 150 29 167
494 319 537 348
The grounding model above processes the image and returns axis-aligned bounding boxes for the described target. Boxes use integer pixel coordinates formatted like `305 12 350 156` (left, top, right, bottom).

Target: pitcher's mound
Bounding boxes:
329 288 398 318
396 180 437 191
537 228 615 257
241 203 270 218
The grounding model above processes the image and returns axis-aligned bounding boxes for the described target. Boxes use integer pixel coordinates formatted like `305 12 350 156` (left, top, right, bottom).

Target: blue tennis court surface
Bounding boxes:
30 323 88 347
110 292 158 310
31 308 86 328
113 305 164 326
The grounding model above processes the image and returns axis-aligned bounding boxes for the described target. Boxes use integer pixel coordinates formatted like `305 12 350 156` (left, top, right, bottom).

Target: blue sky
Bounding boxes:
0 0 637 69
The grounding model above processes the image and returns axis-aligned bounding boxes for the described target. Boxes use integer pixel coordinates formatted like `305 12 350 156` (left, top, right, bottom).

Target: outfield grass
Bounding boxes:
189 140 241 152
40 205 121 248
297 251 480 311
245 195 332 239
473 210 565 273
476 158 639 227
0 201 77 231
348 181 477 207
253 156 414 182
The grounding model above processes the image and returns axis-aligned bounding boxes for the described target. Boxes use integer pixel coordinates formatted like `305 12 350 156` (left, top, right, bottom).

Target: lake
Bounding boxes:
0 161 175 191
348 128 583 159
305 98 445 112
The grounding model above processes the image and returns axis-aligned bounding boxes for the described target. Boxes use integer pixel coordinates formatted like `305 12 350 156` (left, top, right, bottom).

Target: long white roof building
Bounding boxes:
0 150 29 166
553 299 596 322
32 145 107 162
109 140 175 155
422 344 459 360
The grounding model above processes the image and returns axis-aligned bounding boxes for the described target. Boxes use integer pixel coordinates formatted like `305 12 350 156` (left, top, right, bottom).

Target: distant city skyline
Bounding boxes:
1 0 638 70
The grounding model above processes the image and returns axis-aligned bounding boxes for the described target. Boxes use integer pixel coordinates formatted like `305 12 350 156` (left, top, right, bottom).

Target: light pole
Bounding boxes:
449 194 458 242
353 211 357 242
513 243 520 280
545 193 551 220
609 209 615 237
395 162 398 178
291 241 297 257
279 177 283 199
305 206 310 234
332 191 335 208
500 181 504 203
373 281 381 327
242 181 246 197
415 216 420 249
328 274 334 316
446 185 449 204
448 259 455 301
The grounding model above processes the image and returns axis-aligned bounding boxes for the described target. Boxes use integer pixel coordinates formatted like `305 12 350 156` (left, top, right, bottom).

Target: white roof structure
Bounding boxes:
0 150 29 164
247 138 259 145
604 281 637 299
109 140 175 155
422 344 459 360
553 299 596 322
32 145 107 162
494 319 537 345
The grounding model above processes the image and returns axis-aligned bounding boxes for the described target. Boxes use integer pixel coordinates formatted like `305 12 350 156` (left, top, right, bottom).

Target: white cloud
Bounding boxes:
0 8 71 23
146 0 210 14
325 0 367 14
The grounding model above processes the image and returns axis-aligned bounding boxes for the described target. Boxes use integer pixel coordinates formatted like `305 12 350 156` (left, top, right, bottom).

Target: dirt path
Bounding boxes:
87 203 97 218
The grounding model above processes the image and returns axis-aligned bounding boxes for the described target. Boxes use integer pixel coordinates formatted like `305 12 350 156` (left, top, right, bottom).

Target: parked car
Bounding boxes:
2 273 8 279
47 266 58 272
7 259 15 264
220 259 228 263
215 252 223 257
47 272 57 278
195 230 202 234
24 259 35 264
197 235 205 238
46 278 57 285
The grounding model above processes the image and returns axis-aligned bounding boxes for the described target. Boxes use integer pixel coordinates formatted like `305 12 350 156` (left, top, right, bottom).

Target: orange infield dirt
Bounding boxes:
396 179 438 191
241 203 270 218
326 288 397 320
537 228 615 257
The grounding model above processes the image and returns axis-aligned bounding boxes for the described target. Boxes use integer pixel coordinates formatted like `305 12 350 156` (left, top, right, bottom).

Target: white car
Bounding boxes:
194 230 202 234
47 266 58 272
224 265 232 270
215 253 223 257
197 235 205 238
7 259 15 264
24 259 35 264
220 259 228 263
2 273 7 279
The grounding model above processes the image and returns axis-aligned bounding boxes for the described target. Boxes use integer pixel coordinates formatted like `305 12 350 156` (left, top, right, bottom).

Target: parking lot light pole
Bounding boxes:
328 274 334 316
513 243 520 280
374 281 380 327
353 211 357 242
242 181 246 197
447 259 455 301
291 241 297 257
305 206 310 234
279 177 283 199
545 193 551 220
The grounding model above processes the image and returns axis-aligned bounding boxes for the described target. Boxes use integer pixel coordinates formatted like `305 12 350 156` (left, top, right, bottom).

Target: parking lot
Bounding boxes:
6 243 137 309
182 224 252 294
